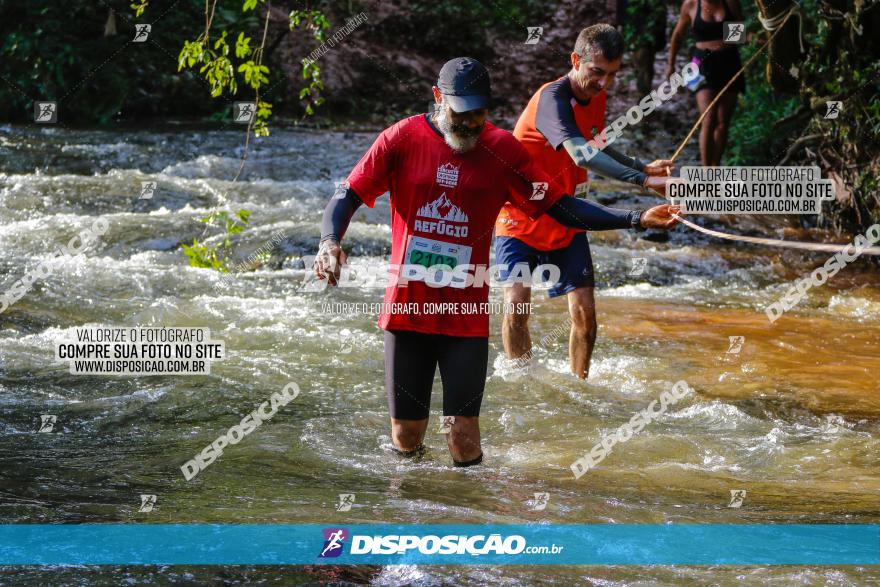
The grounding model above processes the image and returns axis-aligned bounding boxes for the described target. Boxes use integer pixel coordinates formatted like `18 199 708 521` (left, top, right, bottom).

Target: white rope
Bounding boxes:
672 214 880 256
758 3 805 53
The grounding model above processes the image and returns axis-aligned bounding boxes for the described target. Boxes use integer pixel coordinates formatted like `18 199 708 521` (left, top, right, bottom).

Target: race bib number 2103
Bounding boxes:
401 235 472 288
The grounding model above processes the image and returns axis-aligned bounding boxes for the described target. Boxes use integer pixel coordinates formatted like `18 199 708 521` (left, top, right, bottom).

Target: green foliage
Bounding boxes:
0 0 553 125
175 0 275 134
238 60 269 88
130 1 148 17
724 0 880 229
724 0 799 165
181 209 252 271
621 0 667 51
800 32 880 229
172 2 336 133
292 9 330 117
724 44 800 165
0 1 205 123
0 0 330 125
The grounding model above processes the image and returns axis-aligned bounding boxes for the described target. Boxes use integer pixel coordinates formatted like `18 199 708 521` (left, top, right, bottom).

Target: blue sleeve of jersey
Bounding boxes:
320 187 363 244
534 79 584 151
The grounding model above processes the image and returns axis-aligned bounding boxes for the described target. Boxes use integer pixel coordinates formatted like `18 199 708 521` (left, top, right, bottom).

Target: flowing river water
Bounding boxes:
0 124 878 585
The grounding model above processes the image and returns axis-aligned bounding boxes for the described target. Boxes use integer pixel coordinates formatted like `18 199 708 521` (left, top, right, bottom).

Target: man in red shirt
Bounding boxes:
496 24 674 380
314 57 679 466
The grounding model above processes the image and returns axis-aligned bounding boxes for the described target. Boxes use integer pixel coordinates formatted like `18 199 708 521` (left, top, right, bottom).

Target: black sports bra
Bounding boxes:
692 0 733 42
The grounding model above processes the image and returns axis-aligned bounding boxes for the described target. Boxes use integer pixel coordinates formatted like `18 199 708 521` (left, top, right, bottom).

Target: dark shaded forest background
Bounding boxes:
1 0 877 232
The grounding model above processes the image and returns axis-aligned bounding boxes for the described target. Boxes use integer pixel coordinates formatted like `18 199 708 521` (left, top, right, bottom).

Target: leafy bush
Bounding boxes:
724 47 800 165
181 209 252 271
0 0 211 123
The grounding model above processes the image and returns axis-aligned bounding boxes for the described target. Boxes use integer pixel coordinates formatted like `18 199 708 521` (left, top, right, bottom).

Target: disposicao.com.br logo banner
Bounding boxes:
0 524 878 565
317 526 562 561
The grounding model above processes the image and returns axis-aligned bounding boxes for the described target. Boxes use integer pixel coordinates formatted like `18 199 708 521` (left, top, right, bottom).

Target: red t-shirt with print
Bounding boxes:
346 114 565 337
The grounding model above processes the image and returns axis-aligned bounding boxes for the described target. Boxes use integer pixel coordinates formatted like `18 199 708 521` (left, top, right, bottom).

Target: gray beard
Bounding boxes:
435 110 482 153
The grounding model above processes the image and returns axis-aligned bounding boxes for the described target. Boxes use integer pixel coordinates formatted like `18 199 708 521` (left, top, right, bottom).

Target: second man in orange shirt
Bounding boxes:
495 24 674 379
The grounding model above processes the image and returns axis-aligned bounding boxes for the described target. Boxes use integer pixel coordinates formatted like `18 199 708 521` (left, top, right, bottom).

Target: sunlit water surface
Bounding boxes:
0 125 878 585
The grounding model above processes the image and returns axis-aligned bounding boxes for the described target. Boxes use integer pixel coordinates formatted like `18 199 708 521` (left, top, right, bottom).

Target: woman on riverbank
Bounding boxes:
668 0 745 166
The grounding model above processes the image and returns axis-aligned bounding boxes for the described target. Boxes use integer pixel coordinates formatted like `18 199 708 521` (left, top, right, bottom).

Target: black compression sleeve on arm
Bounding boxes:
585 148 648 186
320 187 364 244
563 138 648 187
546 194 640 231
603 144 646 174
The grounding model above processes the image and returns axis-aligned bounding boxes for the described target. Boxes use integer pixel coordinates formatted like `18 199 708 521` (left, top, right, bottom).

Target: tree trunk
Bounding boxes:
754 0 801 93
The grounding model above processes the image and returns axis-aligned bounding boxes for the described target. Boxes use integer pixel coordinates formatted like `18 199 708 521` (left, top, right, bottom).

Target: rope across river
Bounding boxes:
675 214 880 255
662 5 880 256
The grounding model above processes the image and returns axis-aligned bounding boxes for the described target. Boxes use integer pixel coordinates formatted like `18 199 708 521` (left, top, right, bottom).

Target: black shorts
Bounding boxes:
384 330 489 420
694 46 745 94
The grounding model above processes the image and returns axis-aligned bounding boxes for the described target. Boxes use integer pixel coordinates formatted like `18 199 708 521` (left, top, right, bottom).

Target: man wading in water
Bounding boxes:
495 24 675 380
314 57 680 466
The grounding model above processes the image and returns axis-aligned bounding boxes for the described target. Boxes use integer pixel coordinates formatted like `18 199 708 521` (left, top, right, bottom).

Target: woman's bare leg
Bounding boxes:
695 88 717 166
712 90 739 165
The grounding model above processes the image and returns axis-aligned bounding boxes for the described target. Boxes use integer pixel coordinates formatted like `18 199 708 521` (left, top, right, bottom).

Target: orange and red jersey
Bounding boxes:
495 76 607 251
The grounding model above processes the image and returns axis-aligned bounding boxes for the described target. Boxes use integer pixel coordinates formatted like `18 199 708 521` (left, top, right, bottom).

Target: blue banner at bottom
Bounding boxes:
0 524 877 565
